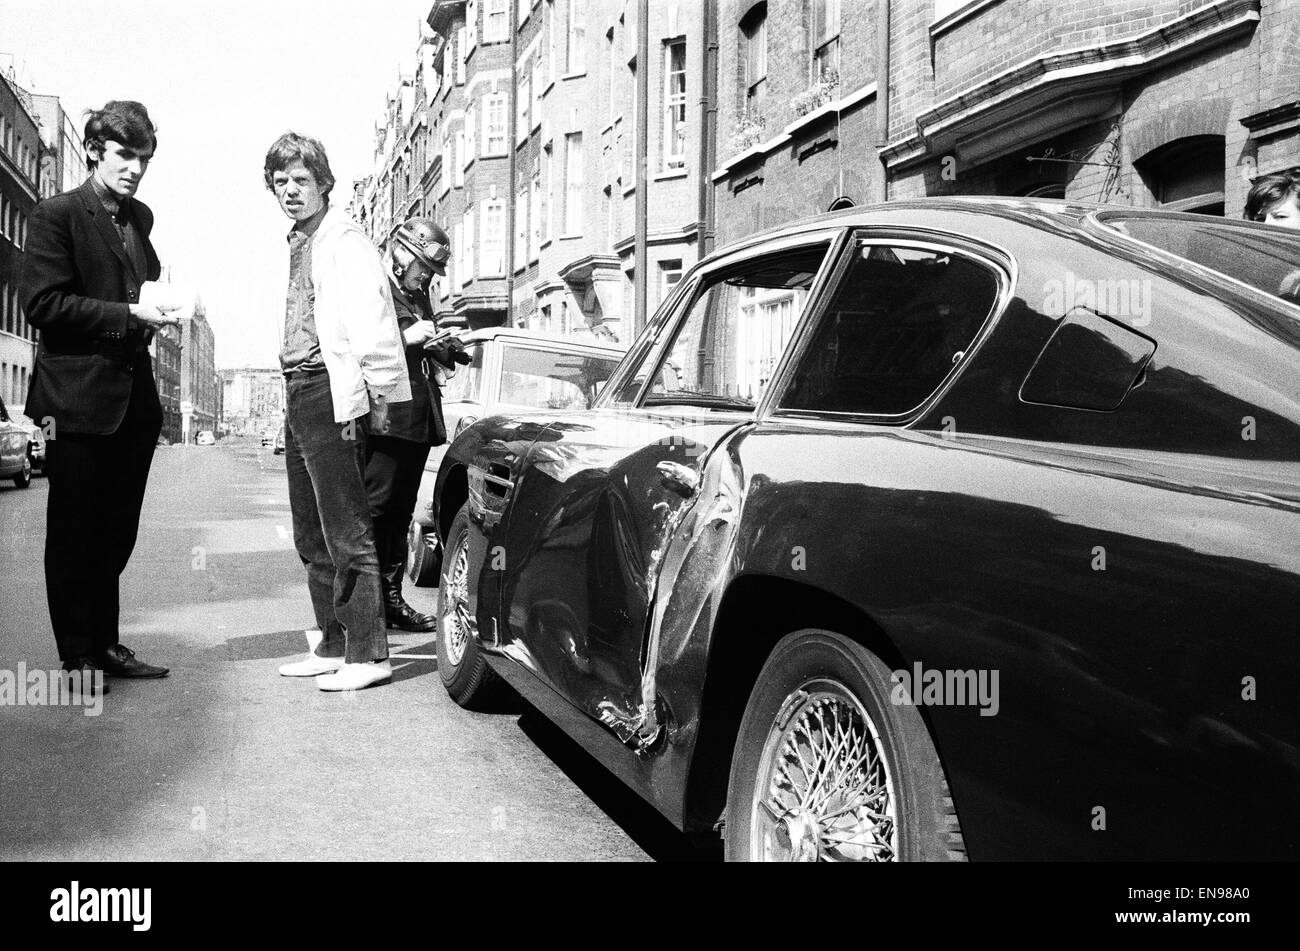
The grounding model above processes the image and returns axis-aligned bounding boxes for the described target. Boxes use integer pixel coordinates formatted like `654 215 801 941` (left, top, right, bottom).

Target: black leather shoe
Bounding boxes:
386 599 438 632
61 659 110 695
96 645 169 678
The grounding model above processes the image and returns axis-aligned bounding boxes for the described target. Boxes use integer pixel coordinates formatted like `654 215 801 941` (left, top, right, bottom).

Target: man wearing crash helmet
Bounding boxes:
368 217 470 631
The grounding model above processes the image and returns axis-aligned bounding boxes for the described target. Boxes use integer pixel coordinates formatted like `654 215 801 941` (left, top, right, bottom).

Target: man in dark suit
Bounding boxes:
19 100 178 690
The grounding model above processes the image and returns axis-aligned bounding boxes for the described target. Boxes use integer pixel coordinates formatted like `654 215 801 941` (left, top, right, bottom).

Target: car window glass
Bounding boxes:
781 243 1000 417
1097 212 1300 306
442 343 484 402
498 345 622 410
643 245 829 409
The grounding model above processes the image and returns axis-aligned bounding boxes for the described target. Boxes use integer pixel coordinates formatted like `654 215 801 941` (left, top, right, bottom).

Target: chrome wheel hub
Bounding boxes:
752 682 898 862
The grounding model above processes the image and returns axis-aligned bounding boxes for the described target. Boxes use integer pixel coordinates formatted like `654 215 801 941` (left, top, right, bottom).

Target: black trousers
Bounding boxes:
44 367 161 663
365 435 431 574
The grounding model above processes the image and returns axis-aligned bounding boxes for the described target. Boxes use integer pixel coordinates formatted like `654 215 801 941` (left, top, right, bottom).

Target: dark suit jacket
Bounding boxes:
19 178 162 435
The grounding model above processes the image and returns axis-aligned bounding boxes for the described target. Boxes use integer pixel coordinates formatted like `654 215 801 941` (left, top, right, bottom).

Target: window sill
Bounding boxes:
653 168 688 181
543 79 556 96
540 237 553 251
558 233 582 240
561 70 587 81
622 183 636 197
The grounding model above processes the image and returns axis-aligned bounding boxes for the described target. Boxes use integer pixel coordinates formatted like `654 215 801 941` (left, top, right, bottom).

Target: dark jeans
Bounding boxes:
365 435 431 573
284 372 388 663
44 366 160 663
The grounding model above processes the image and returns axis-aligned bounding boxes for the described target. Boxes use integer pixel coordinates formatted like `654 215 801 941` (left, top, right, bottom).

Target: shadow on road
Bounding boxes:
210 629 311 661
516 707 722 862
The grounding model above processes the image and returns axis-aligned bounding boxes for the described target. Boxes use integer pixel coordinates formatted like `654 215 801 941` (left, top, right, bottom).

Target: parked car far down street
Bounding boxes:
428 198 1300 862
0 395 35 489
196 430 216 446
7 404 45 474
405 327 626 587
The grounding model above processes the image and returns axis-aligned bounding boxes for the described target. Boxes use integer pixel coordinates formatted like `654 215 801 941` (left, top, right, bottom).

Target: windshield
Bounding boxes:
498 345 622 410
1094 211 1300 306
441 343 484 403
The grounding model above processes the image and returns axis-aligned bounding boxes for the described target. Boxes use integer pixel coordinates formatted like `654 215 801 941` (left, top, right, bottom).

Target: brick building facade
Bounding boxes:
713 0 1299 248
0 72 42 410
357 1 1298 336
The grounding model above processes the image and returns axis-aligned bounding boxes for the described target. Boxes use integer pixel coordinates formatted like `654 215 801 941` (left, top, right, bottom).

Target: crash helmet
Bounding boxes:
391 217 451 272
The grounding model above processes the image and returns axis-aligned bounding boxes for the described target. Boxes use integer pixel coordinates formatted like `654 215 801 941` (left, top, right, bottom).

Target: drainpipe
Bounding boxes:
506 0 518 327
698 0 718 258
876 0 891 203
634 0 650 333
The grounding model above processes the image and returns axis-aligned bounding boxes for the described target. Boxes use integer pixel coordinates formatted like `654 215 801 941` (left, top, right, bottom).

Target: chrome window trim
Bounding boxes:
628 227 852 414
758 229 1019 427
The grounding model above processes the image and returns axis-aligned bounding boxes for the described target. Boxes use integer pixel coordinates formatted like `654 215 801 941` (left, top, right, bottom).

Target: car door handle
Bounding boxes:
657 460 699 497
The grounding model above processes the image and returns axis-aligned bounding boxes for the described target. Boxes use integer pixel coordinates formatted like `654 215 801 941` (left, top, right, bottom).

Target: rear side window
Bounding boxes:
780 242 1001 417
1096 211 1300 306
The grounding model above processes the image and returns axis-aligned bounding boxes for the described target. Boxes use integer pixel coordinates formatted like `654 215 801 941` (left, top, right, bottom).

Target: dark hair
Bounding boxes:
1244 166 1300 222
263 132 335 198
83 101 157 169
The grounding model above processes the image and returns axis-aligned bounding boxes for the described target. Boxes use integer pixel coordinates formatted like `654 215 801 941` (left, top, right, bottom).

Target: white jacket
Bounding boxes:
308 206 411 422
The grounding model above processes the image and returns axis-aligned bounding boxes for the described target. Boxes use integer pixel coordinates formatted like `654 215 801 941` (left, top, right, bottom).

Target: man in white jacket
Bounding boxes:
264 132 411 691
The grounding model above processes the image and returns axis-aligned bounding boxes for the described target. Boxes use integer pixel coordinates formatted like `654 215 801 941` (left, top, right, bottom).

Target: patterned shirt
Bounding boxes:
279 206 327 374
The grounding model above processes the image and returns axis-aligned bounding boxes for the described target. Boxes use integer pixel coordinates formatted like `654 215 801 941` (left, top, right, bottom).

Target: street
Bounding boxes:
0 439 704 861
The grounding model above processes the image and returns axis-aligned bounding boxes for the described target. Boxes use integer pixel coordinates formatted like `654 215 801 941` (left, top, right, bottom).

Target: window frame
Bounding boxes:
605 229 847 413
766 231 1016 426
661 39 687 171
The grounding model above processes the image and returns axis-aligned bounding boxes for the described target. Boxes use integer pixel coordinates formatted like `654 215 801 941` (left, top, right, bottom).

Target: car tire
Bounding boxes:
437 501 501 708
407 516 442 587
12 450 32 488
724 629 966 862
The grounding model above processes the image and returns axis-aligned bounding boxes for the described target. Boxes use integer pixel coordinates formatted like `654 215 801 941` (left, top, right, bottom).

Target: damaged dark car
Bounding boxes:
430 198 1300 861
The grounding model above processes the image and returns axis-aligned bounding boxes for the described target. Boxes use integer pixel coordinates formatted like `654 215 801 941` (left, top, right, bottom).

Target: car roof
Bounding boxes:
457 326 627 354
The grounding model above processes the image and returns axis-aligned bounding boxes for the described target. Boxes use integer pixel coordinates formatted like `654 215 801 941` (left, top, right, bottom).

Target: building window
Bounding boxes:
811 0 840 81
517 74 531 144
532 58 544 123
484 93 508 155
529 177 541 261
515 188 529 271
1137 135 1226 216
457 26 468 83
542 142 554 241
741 4 767 112
658 259 683 308
465 105 476 163
482 199 506 276
485 0 508 42
662 40 687 171
454 128 466 186
462 206 475 287
563 131 583 235
468 0 479 47
566 0 586 74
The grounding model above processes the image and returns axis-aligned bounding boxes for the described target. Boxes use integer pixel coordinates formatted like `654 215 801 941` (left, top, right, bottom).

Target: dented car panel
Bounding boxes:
434 198 1300 858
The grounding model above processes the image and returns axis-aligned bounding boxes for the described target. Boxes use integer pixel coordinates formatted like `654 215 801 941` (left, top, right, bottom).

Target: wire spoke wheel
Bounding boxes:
441 528 472 667
751 680 899 862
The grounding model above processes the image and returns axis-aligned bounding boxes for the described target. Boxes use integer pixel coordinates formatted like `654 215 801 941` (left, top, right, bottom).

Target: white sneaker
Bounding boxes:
278 653 345 677
316 660 393 692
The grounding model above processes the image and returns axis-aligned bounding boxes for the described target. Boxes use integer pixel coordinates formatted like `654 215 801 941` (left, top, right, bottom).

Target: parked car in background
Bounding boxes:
429 198 1300 861
7 404 44 474
0 395 35 488
260 430 275 448
196 430 216 446
406 327 626 586
273 426 285 455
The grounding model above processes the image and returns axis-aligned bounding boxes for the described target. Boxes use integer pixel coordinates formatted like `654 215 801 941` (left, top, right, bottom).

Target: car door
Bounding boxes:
492 232 844 748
